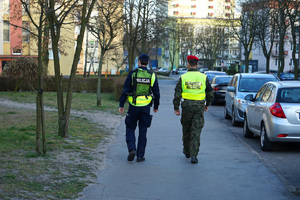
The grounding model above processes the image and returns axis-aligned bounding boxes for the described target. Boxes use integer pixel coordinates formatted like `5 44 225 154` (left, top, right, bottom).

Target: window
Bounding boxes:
208 5 213 9
254 84 267 101
208 13 213 16
225 6 231 9
191 5 196 8
173 11 179 15
22 22 30 43
225 13 230 17
174 4 179 7
3 21 10 42
190 12 196 15
261 84 274 102
275 59 278 66
12 48 22 55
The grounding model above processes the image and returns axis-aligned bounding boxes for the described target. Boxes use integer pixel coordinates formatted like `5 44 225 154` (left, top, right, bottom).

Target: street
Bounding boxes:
80 78 300 200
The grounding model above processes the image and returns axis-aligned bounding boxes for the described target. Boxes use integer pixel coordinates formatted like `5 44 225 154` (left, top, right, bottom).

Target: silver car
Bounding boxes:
224 73 279 126
243 81 300 151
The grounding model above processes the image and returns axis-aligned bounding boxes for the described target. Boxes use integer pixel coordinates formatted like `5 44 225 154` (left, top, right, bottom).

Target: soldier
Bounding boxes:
119 53 160 162
173 55 213 164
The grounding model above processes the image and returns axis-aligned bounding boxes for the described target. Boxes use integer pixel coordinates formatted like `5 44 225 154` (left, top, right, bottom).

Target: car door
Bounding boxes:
226 75 238 116
247 84 267 131
252 84 274 132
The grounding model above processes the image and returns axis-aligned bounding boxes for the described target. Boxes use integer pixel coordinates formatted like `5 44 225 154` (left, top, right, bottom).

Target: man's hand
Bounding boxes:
153 109 158 113
174 110 180 116
119 107 124 114
204 106 209 111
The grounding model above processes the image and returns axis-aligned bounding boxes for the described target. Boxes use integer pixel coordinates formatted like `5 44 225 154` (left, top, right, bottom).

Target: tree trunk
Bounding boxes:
266 56 270 74
84 29 88 77
97 52 105 106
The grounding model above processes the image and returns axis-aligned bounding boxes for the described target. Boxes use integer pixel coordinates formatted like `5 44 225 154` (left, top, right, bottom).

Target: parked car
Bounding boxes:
280 73 295 81
224 73 279 126
178 68 188 75
158 68 170 73
211 75 233 104
199 68 209 73
172 68 178 75
243 81 300 151
204 71 227 83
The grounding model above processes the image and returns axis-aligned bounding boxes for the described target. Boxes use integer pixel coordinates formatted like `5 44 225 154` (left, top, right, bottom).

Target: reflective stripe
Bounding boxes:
127 95 152 106
181 71 206 100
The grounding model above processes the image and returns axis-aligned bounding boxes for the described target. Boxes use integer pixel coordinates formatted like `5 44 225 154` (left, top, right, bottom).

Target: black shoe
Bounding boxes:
191 156 198 164
127 149 136 161
137 157 145 162
183 150 190 158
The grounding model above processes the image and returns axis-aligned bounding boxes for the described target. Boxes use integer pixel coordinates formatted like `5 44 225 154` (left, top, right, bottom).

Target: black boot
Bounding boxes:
191 156 198 164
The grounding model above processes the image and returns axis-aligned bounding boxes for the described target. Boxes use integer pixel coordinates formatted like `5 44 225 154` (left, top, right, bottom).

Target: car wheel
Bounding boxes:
260 123 273 151
243 115 253 138
224 104 230 119
231 107 238 126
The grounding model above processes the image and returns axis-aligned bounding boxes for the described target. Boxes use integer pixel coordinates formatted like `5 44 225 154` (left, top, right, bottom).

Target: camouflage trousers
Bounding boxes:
181 103 205 157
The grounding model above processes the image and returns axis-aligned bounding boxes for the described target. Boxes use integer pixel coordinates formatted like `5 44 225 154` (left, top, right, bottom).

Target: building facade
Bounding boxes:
163 0 240 70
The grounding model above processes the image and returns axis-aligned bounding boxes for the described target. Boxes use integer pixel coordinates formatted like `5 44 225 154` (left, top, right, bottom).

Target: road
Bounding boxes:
80 77 300 200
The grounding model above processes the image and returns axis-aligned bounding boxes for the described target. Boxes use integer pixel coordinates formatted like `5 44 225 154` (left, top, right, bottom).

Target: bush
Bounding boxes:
2 58 47 91
0 76 123 95
114 77 126 101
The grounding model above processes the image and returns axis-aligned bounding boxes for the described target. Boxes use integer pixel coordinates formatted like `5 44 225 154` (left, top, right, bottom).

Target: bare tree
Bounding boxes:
48 0 97 137
255 2 277 74
286 0 300 80
87 0 123 107
230 3 259 73
14 0 50 154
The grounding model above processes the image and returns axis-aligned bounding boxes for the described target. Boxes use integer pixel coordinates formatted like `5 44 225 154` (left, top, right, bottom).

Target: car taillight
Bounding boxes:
277 134 288 137
214 86 219 91
269 103 286 118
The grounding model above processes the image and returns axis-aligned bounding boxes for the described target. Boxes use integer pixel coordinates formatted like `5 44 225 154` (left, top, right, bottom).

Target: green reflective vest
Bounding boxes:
127 68 156 106
181 71 206 100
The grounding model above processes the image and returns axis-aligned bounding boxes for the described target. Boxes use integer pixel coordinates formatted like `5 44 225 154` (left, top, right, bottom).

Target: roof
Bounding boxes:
272 81 300 87
237 73 277 78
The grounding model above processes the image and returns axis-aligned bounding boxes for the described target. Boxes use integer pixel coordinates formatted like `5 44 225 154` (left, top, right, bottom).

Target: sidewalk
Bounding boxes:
80 80 296 200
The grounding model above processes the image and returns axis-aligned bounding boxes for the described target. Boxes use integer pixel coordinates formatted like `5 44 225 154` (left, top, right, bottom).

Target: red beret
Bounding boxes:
187 55 199 61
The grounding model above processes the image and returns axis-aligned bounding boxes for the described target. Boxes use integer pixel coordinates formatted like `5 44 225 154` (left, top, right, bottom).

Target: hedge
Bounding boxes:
0 76 125 96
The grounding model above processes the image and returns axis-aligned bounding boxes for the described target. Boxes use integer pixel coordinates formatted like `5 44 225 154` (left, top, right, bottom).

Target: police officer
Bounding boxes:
119 53 160 162
173 55 213 164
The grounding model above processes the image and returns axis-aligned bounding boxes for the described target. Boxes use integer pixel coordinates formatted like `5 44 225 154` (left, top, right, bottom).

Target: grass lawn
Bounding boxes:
0 91 125 200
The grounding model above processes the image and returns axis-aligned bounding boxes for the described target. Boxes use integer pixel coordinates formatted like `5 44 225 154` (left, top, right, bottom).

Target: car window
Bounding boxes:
261 84 275 102
238 77 278 92
211 78 216 84
228 76 236 86
277 87 300 103
233 76 238 88
215 77 232 84
254 84 267 101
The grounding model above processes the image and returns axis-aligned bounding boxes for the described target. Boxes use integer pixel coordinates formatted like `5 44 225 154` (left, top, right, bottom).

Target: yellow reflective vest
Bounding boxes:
127 69 156 106
181 71 206 100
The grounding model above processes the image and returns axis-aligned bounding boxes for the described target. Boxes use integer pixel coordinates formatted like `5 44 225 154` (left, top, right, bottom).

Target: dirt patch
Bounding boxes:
0 98 124 199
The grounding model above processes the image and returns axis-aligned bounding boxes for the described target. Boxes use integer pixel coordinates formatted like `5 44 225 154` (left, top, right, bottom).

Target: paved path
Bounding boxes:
80 79 298 200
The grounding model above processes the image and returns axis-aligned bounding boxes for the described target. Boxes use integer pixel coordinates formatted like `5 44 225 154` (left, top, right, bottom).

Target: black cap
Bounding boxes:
138 53 149 62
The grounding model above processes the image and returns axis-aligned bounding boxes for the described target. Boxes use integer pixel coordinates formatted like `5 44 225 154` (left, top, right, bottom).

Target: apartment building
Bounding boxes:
169 0 234 19
0 0 37 76
164 0 240 70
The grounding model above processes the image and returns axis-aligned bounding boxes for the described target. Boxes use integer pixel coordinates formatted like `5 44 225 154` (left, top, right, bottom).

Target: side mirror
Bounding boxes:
227 86 236 92
245 94 254 101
